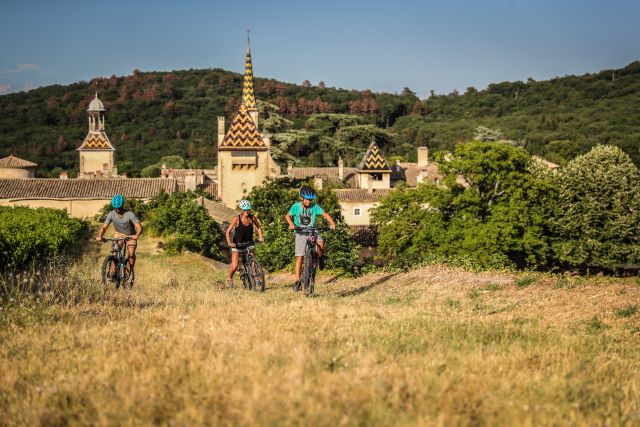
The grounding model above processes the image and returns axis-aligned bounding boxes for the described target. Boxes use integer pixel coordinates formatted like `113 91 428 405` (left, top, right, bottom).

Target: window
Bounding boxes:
353 208 361 216
369 173 383 181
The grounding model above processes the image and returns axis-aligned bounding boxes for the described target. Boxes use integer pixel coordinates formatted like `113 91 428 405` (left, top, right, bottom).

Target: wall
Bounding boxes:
80 151 113 176
0 198 112 218
339 200 380 226
217 150 279 208
0 168 34 179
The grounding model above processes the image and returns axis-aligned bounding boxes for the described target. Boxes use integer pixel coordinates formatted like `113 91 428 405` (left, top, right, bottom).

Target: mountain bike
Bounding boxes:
235 241 266 292
99 237 132 289
295 227 329 297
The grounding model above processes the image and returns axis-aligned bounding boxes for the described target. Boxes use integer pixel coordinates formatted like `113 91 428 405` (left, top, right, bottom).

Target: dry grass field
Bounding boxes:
1 235 640 426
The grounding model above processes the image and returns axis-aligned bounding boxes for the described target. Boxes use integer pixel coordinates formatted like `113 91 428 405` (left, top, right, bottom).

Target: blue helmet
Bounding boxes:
239 199 252 211
111 194 125 209
299 185 316 200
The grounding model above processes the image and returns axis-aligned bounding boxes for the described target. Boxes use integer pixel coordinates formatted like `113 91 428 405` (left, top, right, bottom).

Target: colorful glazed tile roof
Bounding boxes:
358 140 391 172
242 47 257 111
219 103 266 151
0 155 37 169
78 132 114 150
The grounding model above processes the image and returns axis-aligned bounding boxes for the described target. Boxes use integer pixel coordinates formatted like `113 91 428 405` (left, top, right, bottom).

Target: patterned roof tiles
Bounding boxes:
358 140 391 172
0 178 177 200
78 132 114 150
242 47 257 111
0 155 38 169
219 103 266 151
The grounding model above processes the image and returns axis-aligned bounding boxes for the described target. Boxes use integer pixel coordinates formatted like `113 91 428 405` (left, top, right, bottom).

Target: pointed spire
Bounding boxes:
242 31 257 111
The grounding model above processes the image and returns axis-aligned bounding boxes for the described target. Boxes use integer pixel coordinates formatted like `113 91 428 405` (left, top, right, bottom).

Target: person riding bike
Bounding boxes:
96 194 143 286
225 199 264 288
284 185 336 291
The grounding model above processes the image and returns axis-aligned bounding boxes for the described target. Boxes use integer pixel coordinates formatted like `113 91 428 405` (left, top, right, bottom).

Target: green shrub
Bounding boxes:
0 206 87 269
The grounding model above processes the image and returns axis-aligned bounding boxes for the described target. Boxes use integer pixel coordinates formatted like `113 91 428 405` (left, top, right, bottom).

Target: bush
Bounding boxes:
0 206 87 269
146 192 223 259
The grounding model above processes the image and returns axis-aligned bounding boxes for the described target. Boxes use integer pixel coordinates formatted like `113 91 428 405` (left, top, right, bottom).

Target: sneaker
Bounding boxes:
226 279 234 289
293 280 301 292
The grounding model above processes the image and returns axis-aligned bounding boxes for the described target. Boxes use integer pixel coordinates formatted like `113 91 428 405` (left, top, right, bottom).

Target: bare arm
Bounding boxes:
226 218 238 247
252 216 264 241
284 213 295 230
96 223 108 241
130 222 143 240
322 212 336 230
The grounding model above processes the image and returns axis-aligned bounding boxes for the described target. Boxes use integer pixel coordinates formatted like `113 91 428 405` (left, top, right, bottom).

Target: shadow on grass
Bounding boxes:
337 273 400 297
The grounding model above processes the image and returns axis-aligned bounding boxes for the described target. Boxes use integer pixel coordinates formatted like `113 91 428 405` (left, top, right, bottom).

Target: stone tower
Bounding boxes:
216 37 279 208
77 93 116 178
356 139 392 190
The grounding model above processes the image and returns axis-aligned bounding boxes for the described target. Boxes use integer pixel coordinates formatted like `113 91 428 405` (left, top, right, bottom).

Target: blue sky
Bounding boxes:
1 0 638 97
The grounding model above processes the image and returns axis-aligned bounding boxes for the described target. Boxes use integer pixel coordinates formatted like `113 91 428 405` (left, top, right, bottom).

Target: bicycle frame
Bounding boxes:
234 241 264 291
101 237 130 286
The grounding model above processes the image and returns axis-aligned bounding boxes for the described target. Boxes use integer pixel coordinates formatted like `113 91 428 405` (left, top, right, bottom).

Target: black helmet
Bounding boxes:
299 185 317 200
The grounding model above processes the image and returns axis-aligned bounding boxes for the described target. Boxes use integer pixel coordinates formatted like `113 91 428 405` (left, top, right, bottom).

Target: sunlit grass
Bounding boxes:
1 236 639 425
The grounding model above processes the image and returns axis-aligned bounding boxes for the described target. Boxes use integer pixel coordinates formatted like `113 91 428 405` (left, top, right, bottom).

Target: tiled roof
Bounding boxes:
242 47 257 111
0 155 38 169
219 103 266 151
334 188 393 202
288 167 359 188
358 140 391 172
351 225 378 247
0 178 177 200
78 132 114 150
393 162 442 187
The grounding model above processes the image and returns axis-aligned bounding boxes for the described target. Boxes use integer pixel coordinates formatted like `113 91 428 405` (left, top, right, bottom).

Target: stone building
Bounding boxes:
0 155 37 179
77 93 118 178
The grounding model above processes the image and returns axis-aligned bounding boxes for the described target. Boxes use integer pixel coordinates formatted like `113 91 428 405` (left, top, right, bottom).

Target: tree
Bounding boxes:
553 145 640 270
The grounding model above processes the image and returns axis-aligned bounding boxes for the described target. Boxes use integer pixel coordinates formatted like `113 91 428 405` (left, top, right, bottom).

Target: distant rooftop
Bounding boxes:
0 155 38 169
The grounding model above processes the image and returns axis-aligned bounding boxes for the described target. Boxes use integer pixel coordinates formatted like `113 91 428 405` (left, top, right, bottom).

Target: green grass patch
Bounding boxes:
515 276 537 288
445 299 461 309
615 304 638 318
585 316 610 334
482 283 503 291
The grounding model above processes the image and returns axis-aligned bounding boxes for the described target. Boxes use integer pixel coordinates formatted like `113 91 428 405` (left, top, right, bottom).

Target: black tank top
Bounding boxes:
233 214 254 244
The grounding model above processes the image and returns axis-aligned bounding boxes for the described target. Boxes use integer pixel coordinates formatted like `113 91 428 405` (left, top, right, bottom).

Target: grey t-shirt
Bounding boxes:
104 210 140 235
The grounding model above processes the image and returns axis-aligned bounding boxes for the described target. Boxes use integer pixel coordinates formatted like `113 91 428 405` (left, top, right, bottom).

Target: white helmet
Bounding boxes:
239 199 252 211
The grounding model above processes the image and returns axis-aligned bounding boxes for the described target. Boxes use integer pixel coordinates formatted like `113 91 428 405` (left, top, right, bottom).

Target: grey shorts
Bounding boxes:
295 232 323 257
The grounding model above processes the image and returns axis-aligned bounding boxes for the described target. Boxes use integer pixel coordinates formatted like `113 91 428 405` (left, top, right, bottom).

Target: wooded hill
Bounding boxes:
0 61 639 176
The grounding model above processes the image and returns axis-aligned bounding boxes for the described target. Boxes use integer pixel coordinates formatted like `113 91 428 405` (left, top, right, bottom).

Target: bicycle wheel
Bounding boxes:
121 260 132 289
239 261 252 289
250 258 265 292
303 247 316 297
101 256 117 288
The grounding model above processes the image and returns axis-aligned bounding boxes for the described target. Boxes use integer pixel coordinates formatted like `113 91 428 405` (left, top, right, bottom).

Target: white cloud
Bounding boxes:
0 64 40 74
0 84 12 94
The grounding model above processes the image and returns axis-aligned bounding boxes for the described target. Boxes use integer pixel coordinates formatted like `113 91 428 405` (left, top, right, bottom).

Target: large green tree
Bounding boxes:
552 145 640 269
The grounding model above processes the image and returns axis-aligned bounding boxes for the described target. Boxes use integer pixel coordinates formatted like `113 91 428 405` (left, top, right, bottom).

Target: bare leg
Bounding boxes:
296 256 304 281
227 252 239 280
127 245 136 282
317 240 325 258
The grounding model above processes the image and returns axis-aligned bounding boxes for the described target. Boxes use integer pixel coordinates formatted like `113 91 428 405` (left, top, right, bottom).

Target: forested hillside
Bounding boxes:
1 61 639 176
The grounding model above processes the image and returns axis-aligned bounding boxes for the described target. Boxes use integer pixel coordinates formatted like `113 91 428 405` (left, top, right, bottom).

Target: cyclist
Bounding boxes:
225 199 264 288
96 194 143 286
284 185 336 291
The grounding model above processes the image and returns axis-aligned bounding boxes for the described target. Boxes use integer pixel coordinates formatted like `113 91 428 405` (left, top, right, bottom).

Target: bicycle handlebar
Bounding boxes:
234 240 261 249
294 226 331 233
99 237 131 243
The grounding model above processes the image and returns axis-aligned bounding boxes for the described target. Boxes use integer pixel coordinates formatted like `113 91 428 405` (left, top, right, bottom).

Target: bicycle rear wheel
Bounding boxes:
250 258 265 292
101 256 118 288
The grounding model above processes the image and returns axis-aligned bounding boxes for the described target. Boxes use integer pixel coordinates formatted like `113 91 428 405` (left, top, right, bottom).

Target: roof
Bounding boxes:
242 47 257 111
219 103 266 151
78 132 114 150
393 162 442 187
351 225 378 247
0 155 38 169
358 140 391 172
288 167 359 188
0 178 177 200
334 188 394 203
87 93 105 112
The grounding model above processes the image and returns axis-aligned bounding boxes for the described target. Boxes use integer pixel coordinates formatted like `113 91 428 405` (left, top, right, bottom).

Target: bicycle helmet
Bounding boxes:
111 194 125 209
238 199 252 211
299 185 317 200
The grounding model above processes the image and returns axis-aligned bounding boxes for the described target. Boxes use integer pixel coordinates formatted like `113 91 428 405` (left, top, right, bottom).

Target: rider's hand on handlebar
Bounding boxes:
129 235 138 241
96 236 104 242
229 242 236 248
288 224 295 230
329 224 336 230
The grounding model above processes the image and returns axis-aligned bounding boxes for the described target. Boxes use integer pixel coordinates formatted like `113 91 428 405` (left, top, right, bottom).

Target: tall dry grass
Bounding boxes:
1 236 640 426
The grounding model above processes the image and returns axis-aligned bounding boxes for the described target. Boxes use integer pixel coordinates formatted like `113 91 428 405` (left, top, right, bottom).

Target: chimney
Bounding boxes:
121 172 127 178
161 163 167 178
185 170 197 191
168 168 174 179
96 170 103 178
59 171 68 180
217 117 225 147
338 157 344 180
314 177 323 191
287 161 293 175
417 147 428 167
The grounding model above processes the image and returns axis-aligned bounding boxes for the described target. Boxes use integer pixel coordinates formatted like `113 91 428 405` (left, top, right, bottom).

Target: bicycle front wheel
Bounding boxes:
101 256 117 288
303 248 316 297
250 258 265 292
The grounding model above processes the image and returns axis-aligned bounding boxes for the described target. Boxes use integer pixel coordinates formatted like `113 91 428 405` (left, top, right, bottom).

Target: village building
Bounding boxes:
77 93 118 178
0 155 37 179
